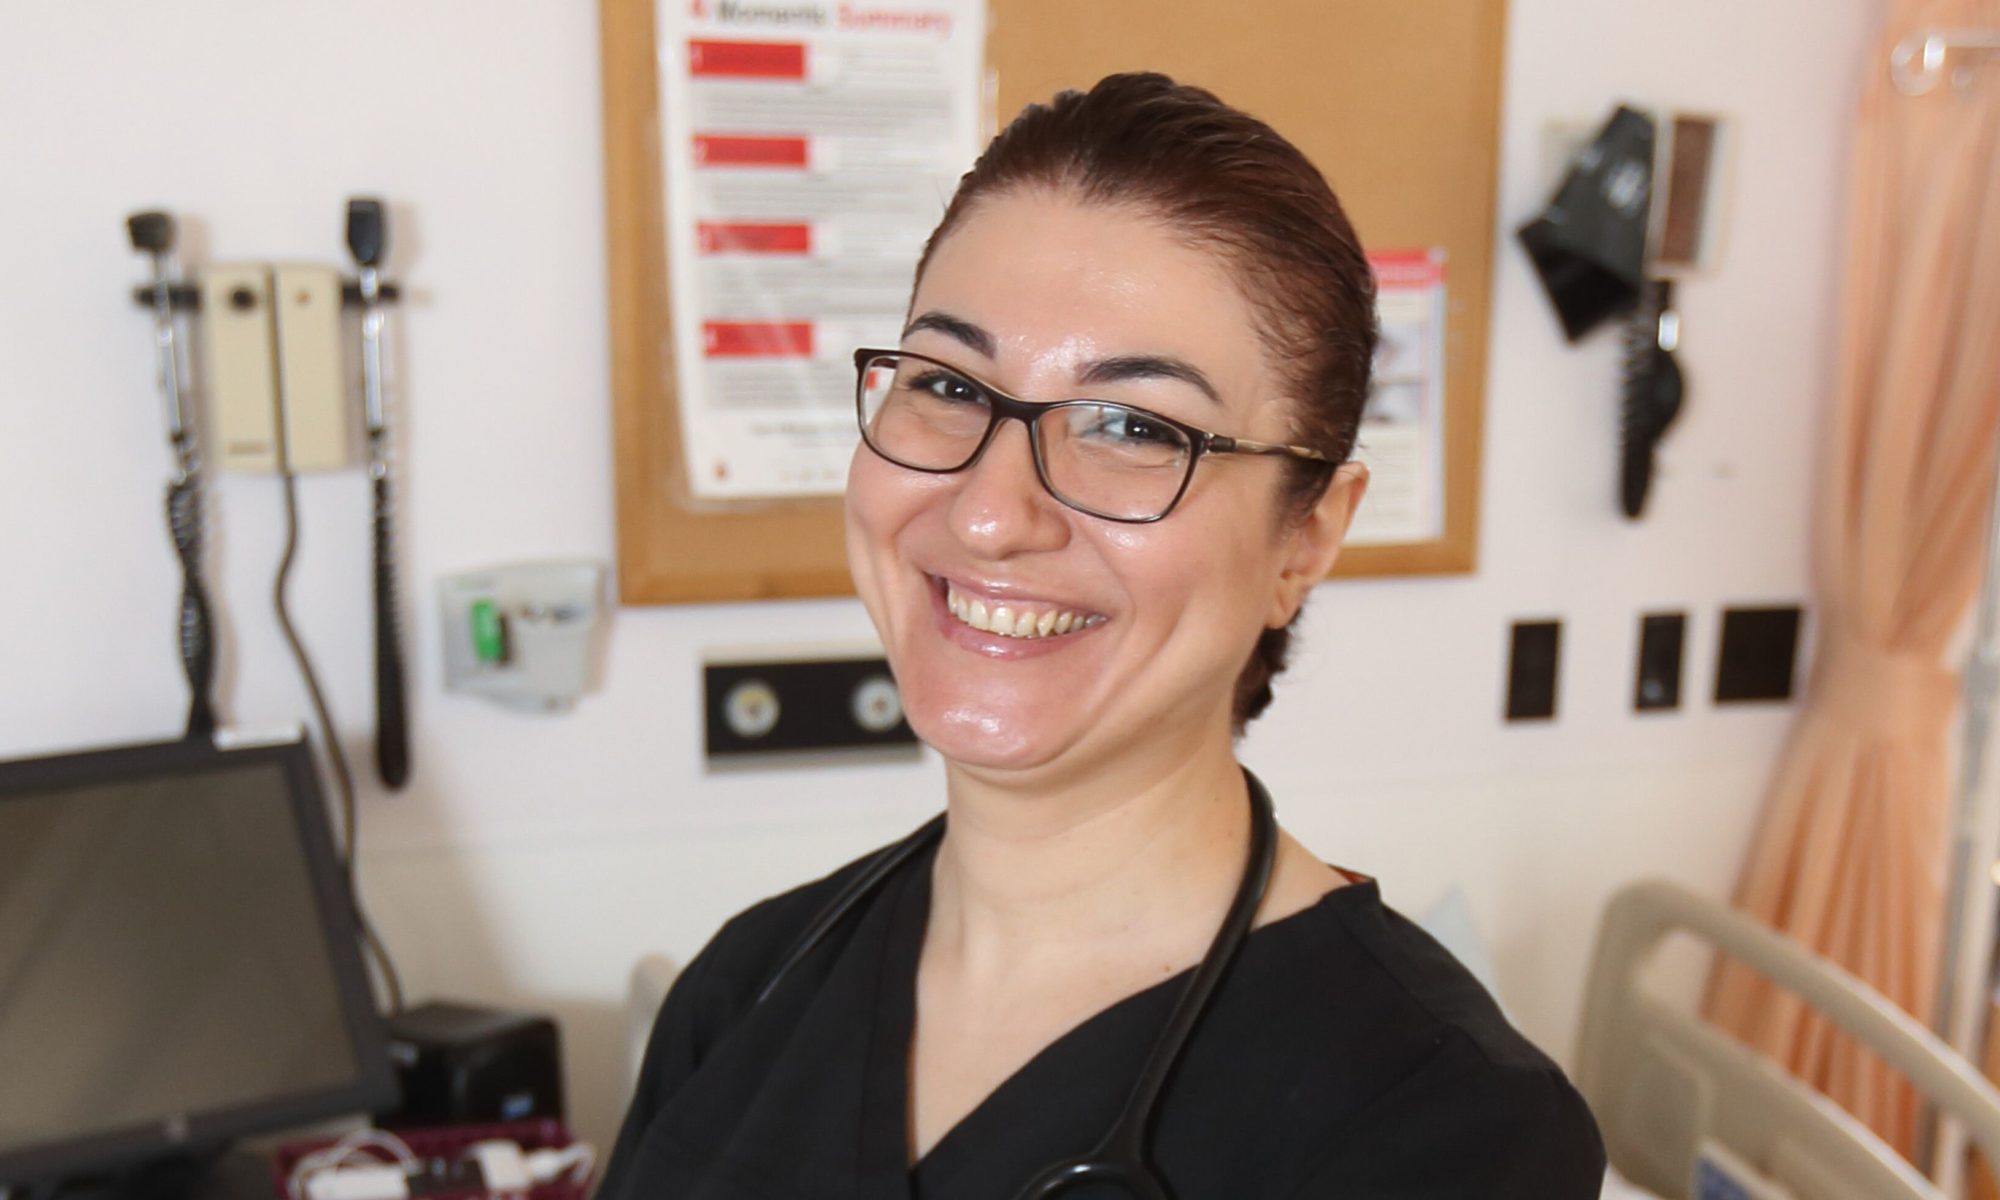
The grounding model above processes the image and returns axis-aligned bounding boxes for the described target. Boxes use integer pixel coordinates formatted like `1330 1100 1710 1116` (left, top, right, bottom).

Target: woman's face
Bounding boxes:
845 190 1363 783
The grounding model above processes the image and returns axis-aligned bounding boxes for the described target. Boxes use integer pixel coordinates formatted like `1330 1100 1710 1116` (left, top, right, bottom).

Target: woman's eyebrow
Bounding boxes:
901 310 995 357
898 313 1220 403
1078 355 1221 404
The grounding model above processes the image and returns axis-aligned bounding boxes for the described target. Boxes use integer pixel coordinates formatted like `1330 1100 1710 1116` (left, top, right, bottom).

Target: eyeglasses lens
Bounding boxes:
857 353 1192 521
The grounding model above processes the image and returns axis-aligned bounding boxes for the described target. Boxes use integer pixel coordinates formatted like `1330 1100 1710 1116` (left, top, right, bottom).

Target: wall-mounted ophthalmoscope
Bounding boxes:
128 210 219 741
124 201 412 789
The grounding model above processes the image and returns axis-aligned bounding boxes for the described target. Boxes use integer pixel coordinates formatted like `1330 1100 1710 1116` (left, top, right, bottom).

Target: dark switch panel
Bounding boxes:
1505 619 1561 722
1714 605 1803 703
1635 612 1686 711
704 656 919 758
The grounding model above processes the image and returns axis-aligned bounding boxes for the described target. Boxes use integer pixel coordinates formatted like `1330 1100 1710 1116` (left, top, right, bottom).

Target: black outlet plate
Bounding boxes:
703 656 918 759
1715 605 1803 703
1505 619 1561 722
1635 612 1686 711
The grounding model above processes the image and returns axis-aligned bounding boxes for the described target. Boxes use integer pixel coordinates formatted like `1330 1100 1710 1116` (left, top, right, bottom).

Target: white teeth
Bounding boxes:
942 582 1099 640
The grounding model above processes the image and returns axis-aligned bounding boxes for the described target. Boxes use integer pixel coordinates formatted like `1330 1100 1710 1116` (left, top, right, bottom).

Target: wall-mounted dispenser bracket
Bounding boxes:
438 561 609 713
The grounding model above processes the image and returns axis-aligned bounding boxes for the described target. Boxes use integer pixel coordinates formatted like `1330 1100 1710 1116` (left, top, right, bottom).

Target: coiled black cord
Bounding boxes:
167 475 217 741
1618 278 1685 519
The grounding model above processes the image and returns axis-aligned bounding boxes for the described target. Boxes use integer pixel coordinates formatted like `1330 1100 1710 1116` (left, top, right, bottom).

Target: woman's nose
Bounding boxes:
945 419 1072 558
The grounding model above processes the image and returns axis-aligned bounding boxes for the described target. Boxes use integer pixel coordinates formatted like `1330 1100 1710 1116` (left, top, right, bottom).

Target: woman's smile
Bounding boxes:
929 573 1109 651
844 191 1317 775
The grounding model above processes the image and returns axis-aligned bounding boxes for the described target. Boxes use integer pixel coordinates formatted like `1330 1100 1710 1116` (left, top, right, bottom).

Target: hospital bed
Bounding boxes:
1579 880 2000 1200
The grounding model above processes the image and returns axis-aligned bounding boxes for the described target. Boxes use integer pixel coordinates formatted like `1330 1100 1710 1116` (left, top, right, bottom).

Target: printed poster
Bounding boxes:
1348 249 1448 545
657 0 987 500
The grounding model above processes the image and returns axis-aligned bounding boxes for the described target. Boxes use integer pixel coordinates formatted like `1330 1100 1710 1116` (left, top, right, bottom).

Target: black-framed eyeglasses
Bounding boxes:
852 348 1333 523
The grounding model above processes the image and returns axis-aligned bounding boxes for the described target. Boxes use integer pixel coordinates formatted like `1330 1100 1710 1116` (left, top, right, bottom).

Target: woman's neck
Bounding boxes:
927 744 1252 981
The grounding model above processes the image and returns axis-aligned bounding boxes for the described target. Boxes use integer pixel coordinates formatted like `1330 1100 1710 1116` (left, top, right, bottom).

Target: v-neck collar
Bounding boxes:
864 839 1173 1198
862 837 1377 1200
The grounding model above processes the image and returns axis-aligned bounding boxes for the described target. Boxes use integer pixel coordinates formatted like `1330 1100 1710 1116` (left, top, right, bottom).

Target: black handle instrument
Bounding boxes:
1619 278 1685 519
372 475 409 787
130 210 218 740
348 197 411 789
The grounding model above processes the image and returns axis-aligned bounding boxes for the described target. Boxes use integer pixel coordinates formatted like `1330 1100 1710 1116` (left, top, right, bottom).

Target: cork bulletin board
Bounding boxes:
601 0 1507 604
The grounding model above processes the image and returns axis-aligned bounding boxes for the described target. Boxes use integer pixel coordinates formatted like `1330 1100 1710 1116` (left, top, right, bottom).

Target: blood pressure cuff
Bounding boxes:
1517 105 1656 341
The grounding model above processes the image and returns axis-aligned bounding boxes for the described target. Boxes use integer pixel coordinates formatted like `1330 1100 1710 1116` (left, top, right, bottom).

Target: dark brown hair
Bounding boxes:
912 72 1377 731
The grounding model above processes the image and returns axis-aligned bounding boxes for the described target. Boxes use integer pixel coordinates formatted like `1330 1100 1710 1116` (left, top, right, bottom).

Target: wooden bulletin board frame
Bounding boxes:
602 0 1506 605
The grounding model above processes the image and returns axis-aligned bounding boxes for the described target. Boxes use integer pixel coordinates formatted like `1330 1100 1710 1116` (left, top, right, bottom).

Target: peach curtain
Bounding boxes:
1702 0 2000 1156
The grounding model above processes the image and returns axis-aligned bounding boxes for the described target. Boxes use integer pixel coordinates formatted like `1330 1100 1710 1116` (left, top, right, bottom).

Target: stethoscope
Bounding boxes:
753 769 1279 1200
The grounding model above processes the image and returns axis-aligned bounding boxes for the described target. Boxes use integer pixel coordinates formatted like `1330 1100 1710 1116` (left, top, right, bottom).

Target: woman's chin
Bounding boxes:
907 699 1081 775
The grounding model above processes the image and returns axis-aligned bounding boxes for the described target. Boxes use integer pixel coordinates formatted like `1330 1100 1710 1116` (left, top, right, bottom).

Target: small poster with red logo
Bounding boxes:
1349 249 1448 545
658 0 986 500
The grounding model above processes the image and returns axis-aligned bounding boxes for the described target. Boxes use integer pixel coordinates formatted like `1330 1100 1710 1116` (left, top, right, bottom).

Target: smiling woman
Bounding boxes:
598 73 1606 1199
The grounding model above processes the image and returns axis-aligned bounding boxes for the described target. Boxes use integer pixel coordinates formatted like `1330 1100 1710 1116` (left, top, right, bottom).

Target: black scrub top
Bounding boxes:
597 830 1606 1200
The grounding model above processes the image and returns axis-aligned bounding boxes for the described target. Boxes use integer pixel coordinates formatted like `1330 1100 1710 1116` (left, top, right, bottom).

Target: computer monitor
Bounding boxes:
0 737 397 1189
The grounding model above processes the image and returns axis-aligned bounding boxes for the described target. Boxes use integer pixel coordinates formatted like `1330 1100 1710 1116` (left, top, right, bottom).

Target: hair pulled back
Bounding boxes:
912 72 1377 731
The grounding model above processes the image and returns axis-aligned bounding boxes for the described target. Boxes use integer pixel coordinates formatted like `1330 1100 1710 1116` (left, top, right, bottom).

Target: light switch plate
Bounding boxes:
1635 612 1686 712
1505 619 1561 722
1715 605 1803 704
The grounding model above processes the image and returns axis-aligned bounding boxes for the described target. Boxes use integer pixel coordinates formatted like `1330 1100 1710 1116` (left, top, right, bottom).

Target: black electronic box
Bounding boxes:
378 1001 565 1127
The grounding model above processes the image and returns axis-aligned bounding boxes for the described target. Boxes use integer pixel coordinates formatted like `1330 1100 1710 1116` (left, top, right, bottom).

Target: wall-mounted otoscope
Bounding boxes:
128 210 219 741
124 201 413 789
347 198 411 791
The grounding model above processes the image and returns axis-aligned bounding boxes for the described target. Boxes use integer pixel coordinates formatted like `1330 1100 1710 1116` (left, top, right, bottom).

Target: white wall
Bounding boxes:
0 0 1873 1154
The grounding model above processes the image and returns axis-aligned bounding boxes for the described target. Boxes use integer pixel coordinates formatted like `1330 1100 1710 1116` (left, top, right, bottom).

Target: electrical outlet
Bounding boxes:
1635 612 1686 712
1715 605 1803 703
1505 619 1561 722
703 653 918 760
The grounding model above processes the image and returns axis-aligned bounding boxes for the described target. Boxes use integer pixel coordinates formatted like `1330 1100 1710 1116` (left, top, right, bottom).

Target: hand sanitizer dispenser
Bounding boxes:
438 561 607 712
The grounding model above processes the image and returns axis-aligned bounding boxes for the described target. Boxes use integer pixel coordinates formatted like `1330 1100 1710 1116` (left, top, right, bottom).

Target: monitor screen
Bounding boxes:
0 739 395 1184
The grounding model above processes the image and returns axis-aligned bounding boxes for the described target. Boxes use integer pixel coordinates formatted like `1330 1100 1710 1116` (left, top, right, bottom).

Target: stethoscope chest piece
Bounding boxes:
1016 1155 1176 1199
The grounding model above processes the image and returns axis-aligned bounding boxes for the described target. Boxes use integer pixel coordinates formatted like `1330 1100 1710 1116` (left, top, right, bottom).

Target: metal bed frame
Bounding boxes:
1578 880 2000 1199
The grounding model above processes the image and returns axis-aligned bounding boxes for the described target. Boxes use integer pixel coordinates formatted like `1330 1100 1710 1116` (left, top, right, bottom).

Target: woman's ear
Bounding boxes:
1267 461 1369 627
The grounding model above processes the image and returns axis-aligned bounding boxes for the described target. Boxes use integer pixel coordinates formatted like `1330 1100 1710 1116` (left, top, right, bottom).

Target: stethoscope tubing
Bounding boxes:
754 812 946 1007
1012 773 1277 1199
752 769 1280 1199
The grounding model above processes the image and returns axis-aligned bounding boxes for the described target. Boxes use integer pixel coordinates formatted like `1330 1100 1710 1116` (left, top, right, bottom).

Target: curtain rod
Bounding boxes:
1892 28 2000 94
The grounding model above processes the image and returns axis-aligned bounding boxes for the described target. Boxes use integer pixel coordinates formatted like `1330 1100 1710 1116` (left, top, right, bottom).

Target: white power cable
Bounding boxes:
285 1131 595 1200
525 1143 596 1186
288 1130 419 1200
